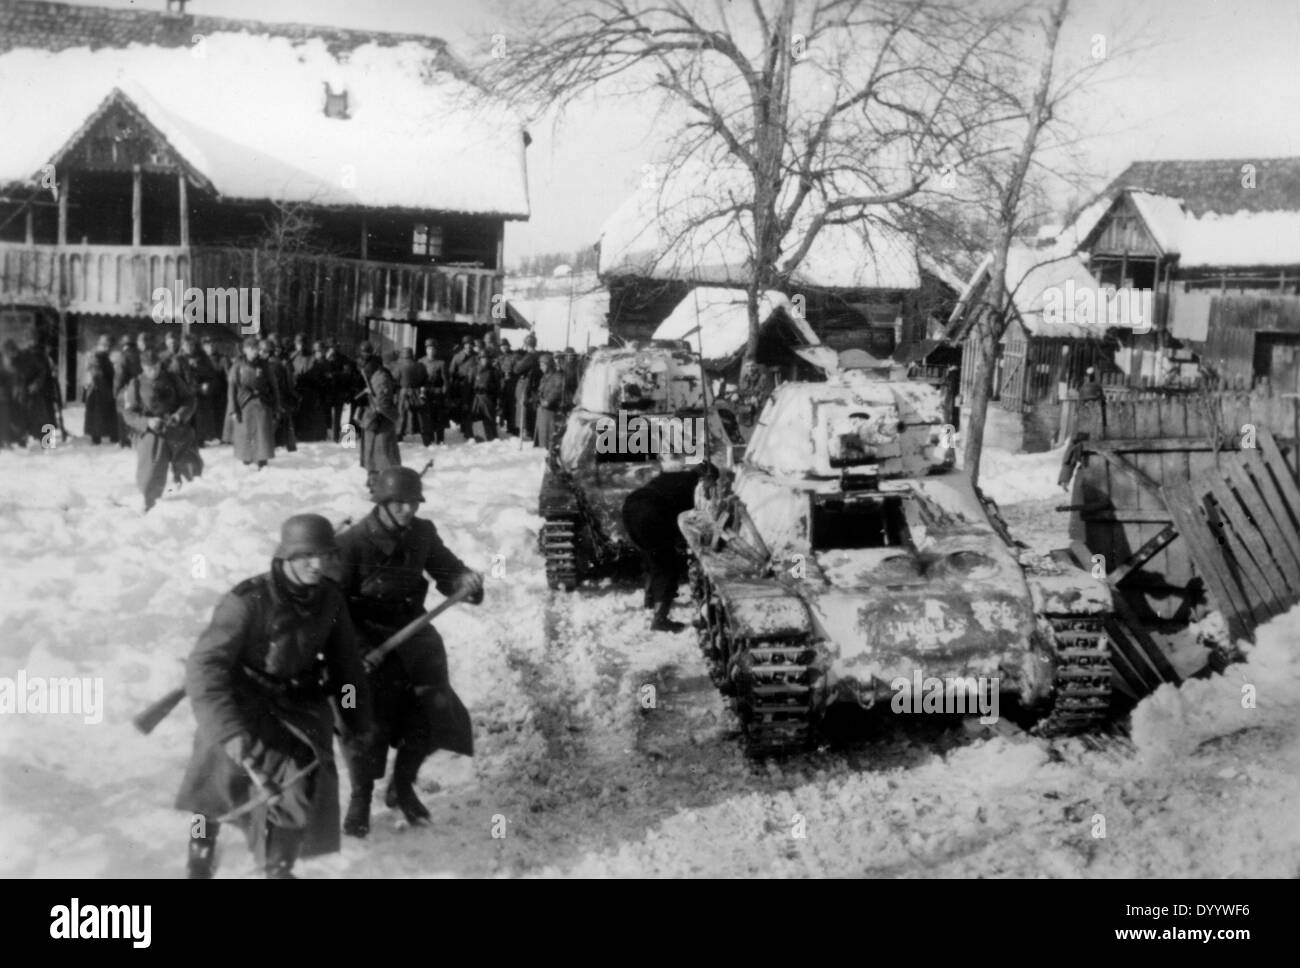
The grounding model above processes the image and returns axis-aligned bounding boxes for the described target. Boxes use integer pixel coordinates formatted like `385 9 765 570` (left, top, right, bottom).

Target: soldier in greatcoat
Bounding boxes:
513 334 542 444
419 339 449 446
534 353 567 453
395 347 428 441
356 349 401 492
82 333 118 445
335 466 483 835
120 350 201 512
175 514 373 878
228 336 279 469
261 338 298 453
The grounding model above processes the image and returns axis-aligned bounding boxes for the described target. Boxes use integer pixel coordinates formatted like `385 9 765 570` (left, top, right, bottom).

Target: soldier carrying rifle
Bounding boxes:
174 514 373 878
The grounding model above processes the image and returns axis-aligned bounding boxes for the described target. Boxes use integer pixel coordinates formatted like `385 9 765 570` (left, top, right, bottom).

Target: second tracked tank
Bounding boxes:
537 340 744 590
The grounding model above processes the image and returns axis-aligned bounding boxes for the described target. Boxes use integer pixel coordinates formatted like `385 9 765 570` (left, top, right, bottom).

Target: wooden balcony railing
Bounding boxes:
0 242 501 329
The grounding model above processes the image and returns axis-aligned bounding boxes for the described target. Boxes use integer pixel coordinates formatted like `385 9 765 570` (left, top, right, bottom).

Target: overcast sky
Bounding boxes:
61 0 1300 264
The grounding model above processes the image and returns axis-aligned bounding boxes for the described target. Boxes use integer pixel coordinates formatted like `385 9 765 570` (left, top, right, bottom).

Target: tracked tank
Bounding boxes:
678 372 1113 755
538 340 745 590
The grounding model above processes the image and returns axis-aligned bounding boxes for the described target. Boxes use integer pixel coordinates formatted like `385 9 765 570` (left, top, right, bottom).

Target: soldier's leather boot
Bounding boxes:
650 600 686 633
385 746 431 825
186 820 218 879
642 584 654 609
344 781 373 838
264 825 303 879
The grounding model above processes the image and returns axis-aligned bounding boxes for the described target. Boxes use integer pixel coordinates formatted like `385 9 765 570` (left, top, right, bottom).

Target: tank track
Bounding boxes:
1037 616 1112 735
690 559 818 756
733 638 818 755
540 514 579 591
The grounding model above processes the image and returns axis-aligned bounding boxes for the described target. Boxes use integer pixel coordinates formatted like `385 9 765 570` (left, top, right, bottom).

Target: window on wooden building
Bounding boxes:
412 223 444 258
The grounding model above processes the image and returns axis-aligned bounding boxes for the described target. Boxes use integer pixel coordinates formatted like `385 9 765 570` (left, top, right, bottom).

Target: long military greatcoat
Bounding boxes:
82 350 117 441
228 357 279 463
175 564 372 864
335 508 481 768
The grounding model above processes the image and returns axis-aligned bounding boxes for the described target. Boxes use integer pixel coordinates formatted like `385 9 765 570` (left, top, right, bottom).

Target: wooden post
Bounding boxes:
359 217 368 261
131 165 142 247
24 206 33 244
58 308 68 406
177 173 189 246
57 171 69 245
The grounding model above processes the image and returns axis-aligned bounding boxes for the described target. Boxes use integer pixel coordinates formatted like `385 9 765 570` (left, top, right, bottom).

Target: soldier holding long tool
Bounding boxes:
334 465 484 835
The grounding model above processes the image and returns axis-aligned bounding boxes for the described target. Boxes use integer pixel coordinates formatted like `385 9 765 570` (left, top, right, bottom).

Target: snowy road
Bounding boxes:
1 415 1298 878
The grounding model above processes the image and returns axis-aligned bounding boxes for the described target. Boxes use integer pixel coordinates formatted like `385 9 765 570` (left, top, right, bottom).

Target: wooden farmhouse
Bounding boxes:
0 0 530 399
595 161 958 360
1064 157 1300 388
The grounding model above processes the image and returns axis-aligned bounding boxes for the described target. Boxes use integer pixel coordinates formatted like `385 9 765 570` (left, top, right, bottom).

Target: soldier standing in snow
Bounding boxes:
513 334 542 443
335 466 483 835
533 353 566 452
176 513 373 878
622 461 718 632
228 336 279 470
419 339 449 446
261 337 298 453
395 346 427 442
356 348 401 493
120 350 201 512
82 333 118 445
113 335 141 448
469 346 500 441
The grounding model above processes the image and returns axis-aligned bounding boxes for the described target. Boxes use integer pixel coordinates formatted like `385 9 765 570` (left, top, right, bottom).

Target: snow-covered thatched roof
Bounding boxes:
598 160 920 291
1055 157 1300 270
0 4 529 216
653 287 818 365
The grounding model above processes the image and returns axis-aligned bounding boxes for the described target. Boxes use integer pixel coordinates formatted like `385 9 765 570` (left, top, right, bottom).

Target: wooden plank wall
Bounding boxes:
1072 391 1300 625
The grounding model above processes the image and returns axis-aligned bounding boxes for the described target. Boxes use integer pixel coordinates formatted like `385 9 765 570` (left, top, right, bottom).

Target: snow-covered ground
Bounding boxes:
1 410 1297 878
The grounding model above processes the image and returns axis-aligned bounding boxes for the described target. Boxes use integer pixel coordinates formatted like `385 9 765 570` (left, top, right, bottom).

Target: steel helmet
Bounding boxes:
274 513 339 559
371 466 424 504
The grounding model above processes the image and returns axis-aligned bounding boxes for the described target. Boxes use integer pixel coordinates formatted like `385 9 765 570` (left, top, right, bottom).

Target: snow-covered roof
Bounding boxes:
598 160 920 291
506 290 609 352
951 244 1112 339
652 287 818 364
1055 156 1300 270
0 32 529 216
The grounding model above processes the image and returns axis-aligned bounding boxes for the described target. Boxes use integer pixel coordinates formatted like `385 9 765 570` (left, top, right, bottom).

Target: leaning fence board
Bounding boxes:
1237 452 1300 581
1224 460 1300 587
1104 618 1163 696
1199 493 1277 625
1258 429 1300 526
1163 485 1252 642
1204 475 1291 611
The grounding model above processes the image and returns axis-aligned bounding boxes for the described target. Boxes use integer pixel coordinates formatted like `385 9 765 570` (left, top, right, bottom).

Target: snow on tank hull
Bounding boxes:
680 371 1114 754
537 341 743 590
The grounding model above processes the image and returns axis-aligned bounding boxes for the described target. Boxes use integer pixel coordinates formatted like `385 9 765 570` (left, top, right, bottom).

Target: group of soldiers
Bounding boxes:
175 465 485 879
51 327 588 510
0 338 60 448
390 332 582 450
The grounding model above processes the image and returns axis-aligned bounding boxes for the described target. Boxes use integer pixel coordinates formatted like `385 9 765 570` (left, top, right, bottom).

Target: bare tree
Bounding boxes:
482 0 1032 381
955 0 1141 484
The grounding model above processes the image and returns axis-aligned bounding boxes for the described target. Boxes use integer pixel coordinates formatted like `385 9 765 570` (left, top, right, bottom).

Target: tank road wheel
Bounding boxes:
1037 617 1113 736
733 638 818 756
689 561 732 694
541 514 580 591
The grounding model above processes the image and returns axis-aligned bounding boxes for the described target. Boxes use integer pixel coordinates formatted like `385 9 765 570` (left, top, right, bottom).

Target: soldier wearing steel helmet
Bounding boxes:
174 514 372 879
334 465 484 835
